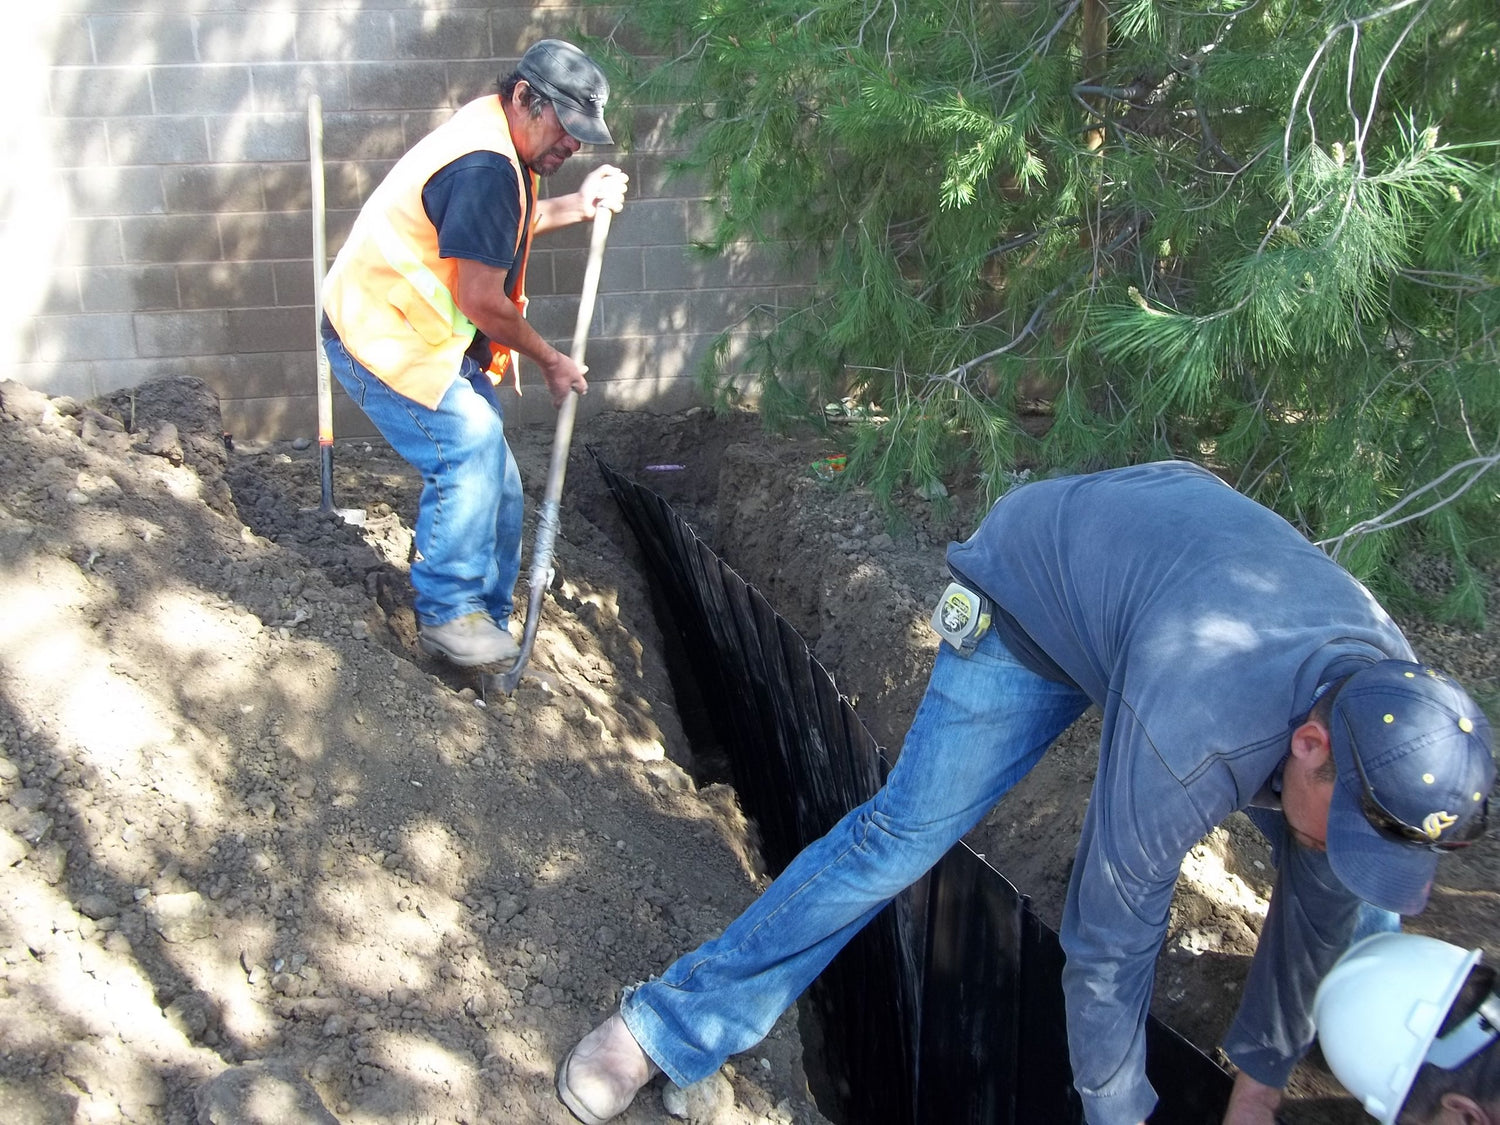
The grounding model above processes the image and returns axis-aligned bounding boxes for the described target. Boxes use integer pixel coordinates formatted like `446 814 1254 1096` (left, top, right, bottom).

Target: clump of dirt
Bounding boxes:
0 374 1495 1125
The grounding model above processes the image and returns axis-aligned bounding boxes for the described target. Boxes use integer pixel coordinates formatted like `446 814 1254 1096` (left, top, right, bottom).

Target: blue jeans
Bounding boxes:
621 630 1091 1086
321 326 524 627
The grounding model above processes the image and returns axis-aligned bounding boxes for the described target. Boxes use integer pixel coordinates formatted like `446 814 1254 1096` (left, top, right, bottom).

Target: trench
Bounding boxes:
591 450 1235 1124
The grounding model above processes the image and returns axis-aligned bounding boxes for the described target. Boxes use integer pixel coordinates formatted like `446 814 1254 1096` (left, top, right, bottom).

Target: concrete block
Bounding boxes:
604 199 688 249
401 108 452 148
260 164 313 213
53 218 124 268
51 17 95 66
29 313 137 363
321 112 408 161
629 103 695 154
446 63 504 104
642 245 733 291
121 214 222 264
324 209 359 254
488 10 587 58
331 393 378 441
79 264 181 312
195 13 298 65
634 156 710 203
217 211 311 261
294 11 395 64
348 61 450 112
89 14 196 66
520 294 579 343
223 351 315 399
106 116 211 166
718 240 799 287
689 285 779 327
51 66 153 118
599 247 646 295
151 65 252 115
45 117 111 169
250 63 351 114
684 197 726 244
521 250 558 298
577 7 658 57
592 373 709 414
65 165 165 218
162 164 266 213
178 262 277 310
351 161 397 203
599 290 693 338
273 261 317 307
274 159 371 212
208 113 308 163
133 310 231 357
543 244 645 298
228 306 311 353
41 271 83 316
393 10 492 59
222 390 329 445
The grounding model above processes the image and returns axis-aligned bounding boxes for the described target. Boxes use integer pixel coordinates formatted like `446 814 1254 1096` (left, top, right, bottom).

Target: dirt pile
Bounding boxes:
0 373 1495 1125
0 376 827 1125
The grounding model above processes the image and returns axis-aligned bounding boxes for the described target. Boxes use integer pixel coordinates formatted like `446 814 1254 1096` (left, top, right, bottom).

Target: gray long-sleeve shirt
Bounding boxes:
945 460 1413 1125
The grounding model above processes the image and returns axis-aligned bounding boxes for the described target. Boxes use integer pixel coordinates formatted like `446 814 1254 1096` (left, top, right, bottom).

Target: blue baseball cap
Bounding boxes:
1325 661 1494 915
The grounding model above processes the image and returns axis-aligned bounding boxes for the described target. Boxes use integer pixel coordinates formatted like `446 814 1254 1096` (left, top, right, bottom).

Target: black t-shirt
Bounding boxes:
421 151 535 359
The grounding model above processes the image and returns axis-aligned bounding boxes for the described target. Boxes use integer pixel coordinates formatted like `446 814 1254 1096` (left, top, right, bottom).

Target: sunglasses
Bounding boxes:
1345 723 1490 851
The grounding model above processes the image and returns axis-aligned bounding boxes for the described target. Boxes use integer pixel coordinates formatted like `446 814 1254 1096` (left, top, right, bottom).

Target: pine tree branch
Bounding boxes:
1278 0 1431 244
1318 452 1500 561
1192 98 1242 173
1072 80 1156 104
929 214 1146 390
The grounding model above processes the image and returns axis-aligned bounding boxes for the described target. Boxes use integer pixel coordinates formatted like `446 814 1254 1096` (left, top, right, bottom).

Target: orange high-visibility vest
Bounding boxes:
323 96 536 409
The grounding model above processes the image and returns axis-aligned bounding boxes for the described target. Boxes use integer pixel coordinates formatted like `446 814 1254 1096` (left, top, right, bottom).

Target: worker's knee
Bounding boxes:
853 807 957 891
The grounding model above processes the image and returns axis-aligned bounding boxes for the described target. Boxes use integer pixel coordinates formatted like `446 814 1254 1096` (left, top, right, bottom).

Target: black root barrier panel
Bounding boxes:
592 451 1233 1125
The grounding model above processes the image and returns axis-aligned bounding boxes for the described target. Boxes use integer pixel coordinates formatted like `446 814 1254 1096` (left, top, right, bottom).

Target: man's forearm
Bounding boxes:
534 192 591 235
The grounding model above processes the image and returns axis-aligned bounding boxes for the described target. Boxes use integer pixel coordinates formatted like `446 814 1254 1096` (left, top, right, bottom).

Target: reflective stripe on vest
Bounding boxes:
366 212 476 344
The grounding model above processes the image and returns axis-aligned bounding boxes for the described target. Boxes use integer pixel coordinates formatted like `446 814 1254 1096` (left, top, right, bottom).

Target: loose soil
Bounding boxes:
0 374 1495 1125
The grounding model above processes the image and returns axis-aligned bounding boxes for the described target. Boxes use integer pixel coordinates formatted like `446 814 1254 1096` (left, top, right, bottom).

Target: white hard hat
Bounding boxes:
1313 933 1482 1125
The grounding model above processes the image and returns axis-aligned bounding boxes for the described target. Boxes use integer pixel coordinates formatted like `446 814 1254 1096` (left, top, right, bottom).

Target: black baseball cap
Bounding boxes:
516 39 613 146
1325 661 1495 915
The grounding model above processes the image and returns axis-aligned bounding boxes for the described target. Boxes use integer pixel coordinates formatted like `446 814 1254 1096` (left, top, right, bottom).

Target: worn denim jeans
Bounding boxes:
321 325 523 627
621 629 1091 1086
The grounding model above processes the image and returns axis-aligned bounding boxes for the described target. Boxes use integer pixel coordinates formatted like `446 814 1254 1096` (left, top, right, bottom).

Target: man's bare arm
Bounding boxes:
452 259 586 408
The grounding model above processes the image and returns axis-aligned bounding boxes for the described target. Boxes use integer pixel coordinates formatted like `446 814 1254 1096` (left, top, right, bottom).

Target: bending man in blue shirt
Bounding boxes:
557 460 1496 1125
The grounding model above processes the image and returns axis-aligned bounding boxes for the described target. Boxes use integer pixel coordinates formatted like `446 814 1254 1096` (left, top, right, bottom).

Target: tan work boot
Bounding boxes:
556 1012 660 1124
417 613 519 667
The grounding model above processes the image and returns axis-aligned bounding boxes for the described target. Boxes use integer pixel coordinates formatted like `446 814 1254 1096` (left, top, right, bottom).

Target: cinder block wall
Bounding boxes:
13 1 808 440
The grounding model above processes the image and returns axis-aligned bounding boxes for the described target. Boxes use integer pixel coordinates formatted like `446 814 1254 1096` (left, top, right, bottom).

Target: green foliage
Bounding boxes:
591 0 1500 620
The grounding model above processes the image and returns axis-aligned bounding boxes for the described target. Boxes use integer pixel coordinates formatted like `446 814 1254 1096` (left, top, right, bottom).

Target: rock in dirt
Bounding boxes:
194 1061 338 1125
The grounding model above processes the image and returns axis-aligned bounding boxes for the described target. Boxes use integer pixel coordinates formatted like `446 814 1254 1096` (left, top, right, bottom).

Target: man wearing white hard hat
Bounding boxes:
1315 932 1500 1124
